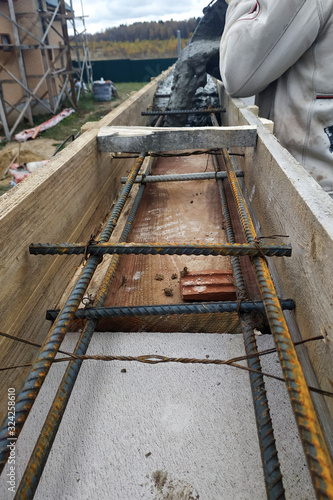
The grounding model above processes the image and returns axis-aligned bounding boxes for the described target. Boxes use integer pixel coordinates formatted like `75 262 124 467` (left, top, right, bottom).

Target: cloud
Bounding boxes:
71 0 207 34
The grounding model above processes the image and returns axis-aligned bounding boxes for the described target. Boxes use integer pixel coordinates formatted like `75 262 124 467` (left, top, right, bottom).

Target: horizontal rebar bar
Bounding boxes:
29 242 292 257
114 149 242 160
141 107 225 116
46 299 295 321
120 170 244 184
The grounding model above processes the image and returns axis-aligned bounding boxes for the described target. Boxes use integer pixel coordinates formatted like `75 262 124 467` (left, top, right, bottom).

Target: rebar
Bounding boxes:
221 146 333 497
120 170 243 184
141 107 225 116
29 242 292 257
210 135 285 499
45 299 295 321
0 153 146 473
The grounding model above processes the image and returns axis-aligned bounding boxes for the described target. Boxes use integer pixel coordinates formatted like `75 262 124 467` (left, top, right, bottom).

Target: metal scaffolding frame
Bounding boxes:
0 0 92 141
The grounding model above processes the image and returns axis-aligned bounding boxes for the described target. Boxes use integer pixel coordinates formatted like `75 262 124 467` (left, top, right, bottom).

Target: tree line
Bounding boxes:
87 18 199 43
88 37 189 60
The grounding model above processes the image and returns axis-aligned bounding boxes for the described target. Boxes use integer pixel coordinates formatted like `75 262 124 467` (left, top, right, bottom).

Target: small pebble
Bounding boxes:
180 267 188 277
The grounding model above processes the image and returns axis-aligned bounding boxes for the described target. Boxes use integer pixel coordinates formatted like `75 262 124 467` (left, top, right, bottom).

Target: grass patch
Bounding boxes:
1 82 147 148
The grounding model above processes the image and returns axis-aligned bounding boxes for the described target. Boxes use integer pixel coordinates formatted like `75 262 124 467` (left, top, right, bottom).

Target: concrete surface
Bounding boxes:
0 331 316 499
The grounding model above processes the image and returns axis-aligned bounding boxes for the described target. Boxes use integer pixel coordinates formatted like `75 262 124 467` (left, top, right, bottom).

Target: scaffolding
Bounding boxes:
0 0 93 141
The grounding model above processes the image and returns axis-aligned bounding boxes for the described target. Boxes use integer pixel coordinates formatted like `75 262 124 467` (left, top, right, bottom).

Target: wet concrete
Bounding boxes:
165 0 228 127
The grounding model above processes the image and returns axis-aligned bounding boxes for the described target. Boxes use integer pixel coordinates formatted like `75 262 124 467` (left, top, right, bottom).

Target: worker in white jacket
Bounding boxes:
220 0 333 195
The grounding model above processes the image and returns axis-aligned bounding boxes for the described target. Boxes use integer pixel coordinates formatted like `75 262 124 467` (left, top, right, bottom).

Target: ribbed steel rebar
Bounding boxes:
14 154 153 499
210 139 285 499
45 299 295 321
221 147 333 497
29 242 292 257
141 107 225 115
120 170 243 184
0 153 146 474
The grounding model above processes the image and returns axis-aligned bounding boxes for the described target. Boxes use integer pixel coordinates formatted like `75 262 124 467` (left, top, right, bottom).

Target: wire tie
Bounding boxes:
82 233 97 263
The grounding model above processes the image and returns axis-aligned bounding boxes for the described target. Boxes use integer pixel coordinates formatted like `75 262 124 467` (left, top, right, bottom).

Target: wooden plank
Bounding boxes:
98 151 242 334
219 83 333 432
0 69 170 421
97 125 257 152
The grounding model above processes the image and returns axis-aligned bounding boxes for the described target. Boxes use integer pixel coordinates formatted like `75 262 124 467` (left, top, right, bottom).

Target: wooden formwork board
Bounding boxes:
0 70 170 420
101 152 240 333
218 82 333 425
97 125 257 152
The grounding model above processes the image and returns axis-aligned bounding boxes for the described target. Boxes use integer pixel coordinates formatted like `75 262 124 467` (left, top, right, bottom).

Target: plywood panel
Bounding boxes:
101 151 242 333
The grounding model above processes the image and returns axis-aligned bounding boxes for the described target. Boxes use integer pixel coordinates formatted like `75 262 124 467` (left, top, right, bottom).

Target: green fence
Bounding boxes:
73 58 176 83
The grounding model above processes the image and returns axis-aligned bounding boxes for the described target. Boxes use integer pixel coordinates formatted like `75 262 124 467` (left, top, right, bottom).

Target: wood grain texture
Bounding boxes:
220 83 333 420
101 150 241 334
0 70 169 420
97 125 257 152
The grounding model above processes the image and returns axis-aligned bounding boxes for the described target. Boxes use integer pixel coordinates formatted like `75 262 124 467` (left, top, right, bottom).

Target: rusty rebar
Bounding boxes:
0 153 146 473
222 147 333 497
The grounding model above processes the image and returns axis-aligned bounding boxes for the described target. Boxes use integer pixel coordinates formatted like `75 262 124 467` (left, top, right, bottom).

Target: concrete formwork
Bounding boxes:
0 71 167 421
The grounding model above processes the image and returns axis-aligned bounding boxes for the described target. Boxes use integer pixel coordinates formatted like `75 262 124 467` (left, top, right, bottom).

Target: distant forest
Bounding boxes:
84 18 200 60
87 18 199 43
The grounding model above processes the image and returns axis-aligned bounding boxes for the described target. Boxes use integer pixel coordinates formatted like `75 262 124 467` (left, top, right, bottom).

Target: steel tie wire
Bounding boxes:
0 153 146 474
221 146 333 498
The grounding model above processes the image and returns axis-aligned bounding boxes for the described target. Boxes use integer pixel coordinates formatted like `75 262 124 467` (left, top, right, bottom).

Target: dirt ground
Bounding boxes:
0 138 60 194
0 83 146 196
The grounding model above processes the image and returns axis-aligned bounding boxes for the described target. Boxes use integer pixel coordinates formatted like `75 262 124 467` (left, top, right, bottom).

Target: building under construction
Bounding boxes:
0 0 92 141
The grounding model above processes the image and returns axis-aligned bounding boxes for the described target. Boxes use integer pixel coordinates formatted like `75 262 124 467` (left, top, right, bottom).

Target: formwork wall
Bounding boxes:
218 82 333 419
0 70 168 420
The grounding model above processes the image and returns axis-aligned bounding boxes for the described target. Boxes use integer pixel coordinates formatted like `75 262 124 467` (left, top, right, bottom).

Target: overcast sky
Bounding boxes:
70 0 208 34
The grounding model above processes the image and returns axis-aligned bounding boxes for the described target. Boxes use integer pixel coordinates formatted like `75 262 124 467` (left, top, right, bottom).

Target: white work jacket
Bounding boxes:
220 0 333 194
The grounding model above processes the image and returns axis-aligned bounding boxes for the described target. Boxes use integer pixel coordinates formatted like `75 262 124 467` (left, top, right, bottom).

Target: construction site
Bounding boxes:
0 0 91 138
0 1 333 499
